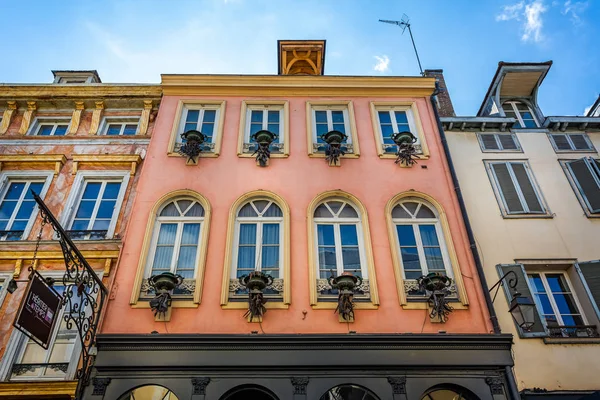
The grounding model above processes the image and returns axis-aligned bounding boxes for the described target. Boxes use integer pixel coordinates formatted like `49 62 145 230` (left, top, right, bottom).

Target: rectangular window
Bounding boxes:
502 102 538 128
101 117 139 136
487 161 547 215
478 133 521 152
316 224 362 278
236 223 281 278
150 222 201 278
549 133 595 152
29 118 71 136
565 157 600 214
528 273 586 330
239 103 288 157
64 173 128 240
0 174 51 241
307 102 359 157
176 105 221 153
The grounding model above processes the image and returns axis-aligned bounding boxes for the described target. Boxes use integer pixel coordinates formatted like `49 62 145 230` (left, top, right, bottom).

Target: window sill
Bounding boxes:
237 153 289 159
480 150 524 154
308 153 360 159
167 152 219 159
543 337 600 345
402 302 469 310
131 300 199 308
221 302 289 310
377 153 431 160
509 128 548 133
553 149 598 154
501 213 554 219
311 302 378 310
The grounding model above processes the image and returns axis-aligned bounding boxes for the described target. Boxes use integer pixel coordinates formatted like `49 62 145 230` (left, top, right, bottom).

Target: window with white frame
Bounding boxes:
477 133 521 152
29 117 70 136
230 200 283 298
314 199 369 298
242 105 284 155
375 107 421 154
176 105 220 151
392 199 454 297
528 272 587 330
549 133 595 152
142 198 205 298
486 161 547 216
310 105 355 154
64 173 128 240
502 101 538 128
564 157 600 214
0 173 52 241
101 117 139 136
0 275 9 310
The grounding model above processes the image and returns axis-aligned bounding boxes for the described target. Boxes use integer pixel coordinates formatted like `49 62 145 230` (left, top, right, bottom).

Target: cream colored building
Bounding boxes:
438 62 600 399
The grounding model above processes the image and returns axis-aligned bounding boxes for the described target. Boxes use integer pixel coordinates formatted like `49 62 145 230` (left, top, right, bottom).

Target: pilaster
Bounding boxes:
0 101 17 134
138 100 153 135
68 101 85 134
191 377 210 400
89 101 104 135
18 101 36 134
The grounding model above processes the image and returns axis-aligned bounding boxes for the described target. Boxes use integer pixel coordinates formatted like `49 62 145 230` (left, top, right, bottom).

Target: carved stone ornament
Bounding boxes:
291 377 309 394
243 142 284 153
387 376 406 394
192 377 211 395
317 278 370 294
92 377 111 396
383 143 423 154
404 279 457 298
175 142 215 152
229 278 284 294
141 278 196 297
313 142 354 154
485 377 504 395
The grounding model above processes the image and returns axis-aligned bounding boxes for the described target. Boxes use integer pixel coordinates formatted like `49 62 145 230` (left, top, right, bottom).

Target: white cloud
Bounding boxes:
373 55 390 73
562 0 589 26
496 1 547 43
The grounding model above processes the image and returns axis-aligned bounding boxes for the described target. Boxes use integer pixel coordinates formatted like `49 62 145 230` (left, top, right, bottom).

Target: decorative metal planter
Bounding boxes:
178 130 205 164
250 129 278 167
148 272 184 318
417 272 453 322
320 130 348 166
392 130 419 167
329 272 363 321
239 271 274 321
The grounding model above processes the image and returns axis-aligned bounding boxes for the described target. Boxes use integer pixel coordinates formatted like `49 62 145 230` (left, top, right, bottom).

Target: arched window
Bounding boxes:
118 385 179 400
221 191 290 308
319 384 380 400
421 385 481 400
308 191 379 308
131 192 211 305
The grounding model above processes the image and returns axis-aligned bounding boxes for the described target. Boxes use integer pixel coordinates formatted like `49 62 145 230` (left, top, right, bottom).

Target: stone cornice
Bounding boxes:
0 84 161 100
0 381 77 397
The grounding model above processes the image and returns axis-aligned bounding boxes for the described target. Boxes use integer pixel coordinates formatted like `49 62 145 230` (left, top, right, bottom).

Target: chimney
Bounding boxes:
424 69 455 117
278 40 326 76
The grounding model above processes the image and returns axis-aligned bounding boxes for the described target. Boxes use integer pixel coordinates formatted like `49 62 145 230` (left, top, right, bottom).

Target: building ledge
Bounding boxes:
0 381 76 399
544 116 600 131
440 117 516 132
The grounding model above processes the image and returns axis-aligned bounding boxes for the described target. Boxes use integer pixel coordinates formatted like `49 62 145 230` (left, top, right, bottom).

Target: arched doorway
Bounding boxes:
319 384 380 400
220 384 279 400
118 385 179 400
421 384 481 400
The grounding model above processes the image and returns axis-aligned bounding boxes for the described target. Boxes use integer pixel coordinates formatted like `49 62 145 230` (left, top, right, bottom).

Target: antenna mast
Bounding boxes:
379 15 424 76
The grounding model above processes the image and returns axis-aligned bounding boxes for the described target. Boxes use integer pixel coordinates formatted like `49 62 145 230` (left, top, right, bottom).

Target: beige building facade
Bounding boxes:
437 63 600 398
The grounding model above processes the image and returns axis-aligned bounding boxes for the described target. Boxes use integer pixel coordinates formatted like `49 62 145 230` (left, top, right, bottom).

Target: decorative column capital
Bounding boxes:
7 101 17 110
485 377 504 395
75 101 85 110
95 101 104 110
143 100 153 109
192 377 211 395
26 101 36 111
387 377 406 394
291 377 309 394
92 377 111 395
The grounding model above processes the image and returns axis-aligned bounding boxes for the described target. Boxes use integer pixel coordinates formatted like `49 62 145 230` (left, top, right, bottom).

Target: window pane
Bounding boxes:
262 223 279 245
82 183 101 199
378 111 391 124
569 159 600 212
238 224 257 245
5 182 26 199
38 125 54 136
401 247 421 277
416 205 435 218
314 204 333 218
261 247 279 275
267 110 279 123
123 124 137 135
184 122 196 133
250 110 263 123
342 247 360 272
0 201 17 220
186 110 200 123
492 163 524 213
237 247 256 275
253 200 269 213
238 203 258 217
332 123 346 134
424 247 445 271
157 223 177 244
528 274 546 292
318 247 337 276
317 224 335 245
203 110 216 123
250 122 262 137
546 274 569 293
340 225 358 245
74 200 95 219
338 204 358 218
419 225 440 246
267 123 279 135
185 203 204 217
570 134 591 150
316 123 328 137
176 247 197 278
381 124 394 142
160 202 180 217
536 293 556 315
96 200 116 219
327 201 343 214
91 219 110 231
54 125 68 135
553 293 581 316
263 203 282 217
15 200 35 220
480 134 500 150
511 163 543 213
26 182 44 198
200 122 214 136
331 111 344 123
70 220 89 231
106 124 121 135
315 111 327 123
181 223 200 244
396 225 416 246
392 205 411 219
498 134 518 150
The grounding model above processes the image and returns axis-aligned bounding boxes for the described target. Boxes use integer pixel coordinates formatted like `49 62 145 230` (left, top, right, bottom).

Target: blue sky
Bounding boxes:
0 0 598 115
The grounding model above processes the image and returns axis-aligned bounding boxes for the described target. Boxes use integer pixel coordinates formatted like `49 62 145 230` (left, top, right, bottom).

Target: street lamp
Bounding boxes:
489 270 537 332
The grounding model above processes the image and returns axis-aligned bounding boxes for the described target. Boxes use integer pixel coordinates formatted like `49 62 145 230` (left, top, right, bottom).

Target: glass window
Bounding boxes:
528 272 585 328
242 106 284 155
0 179 45 241
565 157 600 214
502 101 538 128
102 118 139 136
313 109 348 144
376 109 418 146
178 106 219 147
487 161 546 215
35 123 69 136
392 200 452 280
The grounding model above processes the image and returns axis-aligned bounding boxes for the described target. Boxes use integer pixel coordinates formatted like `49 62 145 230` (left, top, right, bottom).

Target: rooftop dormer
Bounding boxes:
52 70 102 84
478 61 552 128
277 40 326 75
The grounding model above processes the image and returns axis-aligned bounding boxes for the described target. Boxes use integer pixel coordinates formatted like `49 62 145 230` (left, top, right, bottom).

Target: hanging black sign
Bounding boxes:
13 270 63 349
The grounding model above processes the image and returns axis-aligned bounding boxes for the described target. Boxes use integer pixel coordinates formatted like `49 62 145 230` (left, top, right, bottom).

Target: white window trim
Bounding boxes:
243 106 284 143
502 101 539 128
145 200 205 279
60 171 130 240
237 101 289 158
549 133 596 153
177 105 220 144
99 116 140 136
0 270 103 381
231 201 284 279
392 204 453 279
0 273 11 312
485 160 549 216
306 101 360 158
0 171 54 241
528 271 588 327
313 201 369 279
563 157 600 215
374 107 419 143
311 108 351 144
477 133 522 153
27 117 72 136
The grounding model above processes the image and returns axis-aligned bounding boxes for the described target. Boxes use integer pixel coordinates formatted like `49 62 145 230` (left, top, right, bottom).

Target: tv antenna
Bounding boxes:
379 14 424 76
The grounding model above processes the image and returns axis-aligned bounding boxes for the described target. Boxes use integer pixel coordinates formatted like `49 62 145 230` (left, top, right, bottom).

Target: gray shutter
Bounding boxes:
491 163 523 213
498 134 518 150
511 163 544 213
551 134 572 150
480 134 499 150
496 264 547 337
568 159 600 213
569 134 592 151
575 261 600 320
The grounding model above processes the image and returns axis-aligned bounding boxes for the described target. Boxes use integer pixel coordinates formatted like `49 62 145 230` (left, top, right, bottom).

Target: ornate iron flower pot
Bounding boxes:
329 272 363 294
418 272 451 292
181 129 205 144
239 271 274 293
320 130 347 145
251 129 278 145
391 131 417 146
150 272 184 293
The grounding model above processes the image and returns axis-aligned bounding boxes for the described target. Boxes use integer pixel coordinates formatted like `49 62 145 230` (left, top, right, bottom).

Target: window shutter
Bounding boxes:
498 134 518 150
551 134 572 150
480 134 499 150
575 261 600 320
569 134 592 151
496 264 547 337
511 163 544 213
492 163 523 213
568 159 600 213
